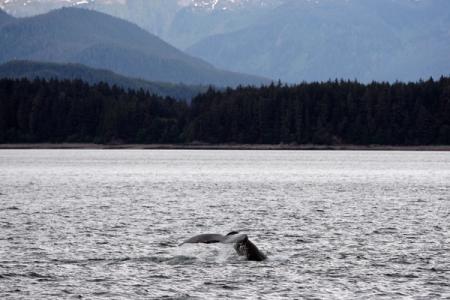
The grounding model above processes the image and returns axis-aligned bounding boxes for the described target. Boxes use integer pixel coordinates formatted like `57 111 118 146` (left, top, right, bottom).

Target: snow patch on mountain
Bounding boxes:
178 0 282 10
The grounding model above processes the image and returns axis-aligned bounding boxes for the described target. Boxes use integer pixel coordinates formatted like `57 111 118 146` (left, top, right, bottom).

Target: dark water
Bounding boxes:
0 150 449 299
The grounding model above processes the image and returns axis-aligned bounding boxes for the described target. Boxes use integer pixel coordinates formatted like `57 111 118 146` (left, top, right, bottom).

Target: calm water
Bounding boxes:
0 150 449 299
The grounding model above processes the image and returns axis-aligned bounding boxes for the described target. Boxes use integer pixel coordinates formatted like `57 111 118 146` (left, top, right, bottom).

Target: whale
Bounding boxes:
181 231 267 261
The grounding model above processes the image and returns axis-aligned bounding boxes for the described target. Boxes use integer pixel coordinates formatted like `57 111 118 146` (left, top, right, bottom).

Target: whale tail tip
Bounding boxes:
226 231 239 236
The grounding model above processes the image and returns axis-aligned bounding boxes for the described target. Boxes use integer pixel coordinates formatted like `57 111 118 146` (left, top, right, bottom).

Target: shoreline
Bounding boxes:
0 143 449 151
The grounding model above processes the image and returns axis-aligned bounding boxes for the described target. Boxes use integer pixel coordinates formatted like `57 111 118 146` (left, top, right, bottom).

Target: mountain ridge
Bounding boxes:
0 7 14 26
0 60 205 99
0 7 269 86
2 1 448 83
0 0 285 48
187 0 450 82
0 0 283 14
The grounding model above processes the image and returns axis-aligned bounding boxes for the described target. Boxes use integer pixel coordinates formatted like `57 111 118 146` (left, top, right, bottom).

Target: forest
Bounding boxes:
0 77 449 145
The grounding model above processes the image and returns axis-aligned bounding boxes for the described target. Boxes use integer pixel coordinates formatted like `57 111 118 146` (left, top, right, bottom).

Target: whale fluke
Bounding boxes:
181 232 267 261
180 234 226 245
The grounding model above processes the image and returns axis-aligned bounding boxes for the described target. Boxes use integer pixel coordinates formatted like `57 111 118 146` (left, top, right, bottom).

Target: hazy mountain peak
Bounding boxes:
187 0 450 82
0 6 269 86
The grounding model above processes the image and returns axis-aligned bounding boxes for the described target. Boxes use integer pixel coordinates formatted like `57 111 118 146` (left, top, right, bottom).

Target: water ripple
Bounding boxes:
0 150 449 299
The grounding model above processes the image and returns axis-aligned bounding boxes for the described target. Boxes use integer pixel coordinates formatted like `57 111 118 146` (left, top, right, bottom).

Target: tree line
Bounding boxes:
0 77 449 145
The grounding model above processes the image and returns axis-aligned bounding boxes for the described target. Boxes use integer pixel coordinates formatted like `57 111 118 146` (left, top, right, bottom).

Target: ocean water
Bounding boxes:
0 150 449 299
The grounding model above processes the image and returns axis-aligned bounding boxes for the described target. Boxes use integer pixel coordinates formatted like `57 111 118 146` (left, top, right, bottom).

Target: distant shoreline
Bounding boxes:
0 143 449 151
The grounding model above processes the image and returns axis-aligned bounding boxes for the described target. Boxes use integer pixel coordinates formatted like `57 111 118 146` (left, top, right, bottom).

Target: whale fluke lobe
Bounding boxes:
180 234 224 245
226 231 240 236
181 232 266 261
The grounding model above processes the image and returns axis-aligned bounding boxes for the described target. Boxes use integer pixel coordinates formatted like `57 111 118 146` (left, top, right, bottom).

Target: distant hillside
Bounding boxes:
0 1 283 48
0 8 14 26
0 60 205 100
0 7 269 86
2 1 449 83
187 0 450 83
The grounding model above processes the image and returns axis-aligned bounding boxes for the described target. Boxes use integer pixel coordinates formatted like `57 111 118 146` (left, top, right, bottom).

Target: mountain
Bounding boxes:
0 0 285 49
0 0 280 15
187 0 450 82
0 8 14 26
160 0 284 48
0 60 205 99
0 7 269 86
2 0 449 83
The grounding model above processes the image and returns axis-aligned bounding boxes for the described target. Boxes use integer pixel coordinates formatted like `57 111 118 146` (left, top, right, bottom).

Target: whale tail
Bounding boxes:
180 232 267 261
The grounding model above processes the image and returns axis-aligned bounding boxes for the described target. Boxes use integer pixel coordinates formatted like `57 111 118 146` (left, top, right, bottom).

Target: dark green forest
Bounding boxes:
0 77 449 145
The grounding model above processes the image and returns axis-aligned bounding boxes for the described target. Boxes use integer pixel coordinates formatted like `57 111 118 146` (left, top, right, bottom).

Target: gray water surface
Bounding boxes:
0 150 449 299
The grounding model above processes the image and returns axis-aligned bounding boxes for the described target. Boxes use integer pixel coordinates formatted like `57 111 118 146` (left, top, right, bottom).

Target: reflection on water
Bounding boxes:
0 150 449 299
